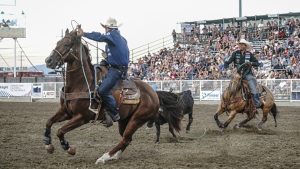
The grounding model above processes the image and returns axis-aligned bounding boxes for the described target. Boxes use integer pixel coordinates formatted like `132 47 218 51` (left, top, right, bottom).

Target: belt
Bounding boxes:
109 64 128 71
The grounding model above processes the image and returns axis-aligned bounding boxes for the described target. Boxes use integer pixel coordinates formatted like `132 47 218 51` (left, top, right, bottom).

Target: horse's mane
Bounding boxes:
82 44 94 73
228 73 242 96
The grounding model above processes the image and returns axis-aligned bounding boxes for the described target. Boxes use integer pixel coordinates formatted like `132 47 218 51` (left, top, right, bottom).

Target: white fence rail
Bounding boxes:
1 79 300 102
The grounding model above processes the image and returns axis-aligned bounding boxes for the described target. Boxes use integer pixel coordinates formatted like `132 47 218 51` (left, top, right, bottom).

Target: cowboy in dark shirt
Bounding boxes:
78 17 129 122
224 39 262 108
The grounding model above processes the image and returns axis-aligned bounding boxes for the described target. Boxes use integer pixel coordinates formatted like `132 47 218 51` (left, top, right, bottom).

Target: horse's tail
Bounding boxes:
270 103 279 127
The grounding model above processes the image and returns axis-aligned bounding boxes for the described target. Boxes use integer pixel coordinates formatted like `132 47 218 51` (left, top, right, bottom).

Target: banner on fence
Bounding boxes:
0 83 31 97
200 90 221 100
43 91 56 98
31 83 43 98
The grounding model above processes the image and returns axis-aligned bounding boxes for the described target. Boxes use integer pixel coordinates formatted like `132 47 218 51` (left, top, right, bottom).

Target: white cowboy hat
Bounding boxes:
101 17 122 29
238 39 251 49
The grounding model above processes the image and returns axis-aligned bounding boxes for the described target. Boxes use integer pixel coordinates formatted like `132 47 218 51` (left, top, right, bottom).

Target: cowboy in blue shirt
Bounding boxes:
78 17 129 122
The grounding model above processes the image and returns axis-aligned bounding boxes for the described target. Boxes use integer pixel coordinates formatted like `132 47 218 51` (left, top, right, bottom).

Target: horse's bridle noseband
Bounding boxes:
52 45 79 68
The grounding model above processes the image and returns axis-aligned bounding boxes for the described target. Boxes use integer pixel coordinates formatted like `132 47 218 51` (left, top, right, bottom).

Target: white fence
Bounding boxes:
1 79 300 102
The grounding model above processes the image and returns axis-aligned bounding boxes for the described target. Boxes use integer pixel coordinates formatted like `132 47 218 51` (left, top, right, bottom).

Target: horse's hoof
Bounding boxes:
218 123 225 129
96 152 118 164
111 150 122 160
233 124 240 129
45 144 54 154
96 153 109 164
257 126 262 131
67 145 76 155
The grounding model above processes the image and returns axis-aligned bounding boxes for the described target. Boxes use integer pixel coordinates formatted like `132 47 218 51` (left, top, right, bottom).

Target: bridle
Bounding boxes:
51 36 80 70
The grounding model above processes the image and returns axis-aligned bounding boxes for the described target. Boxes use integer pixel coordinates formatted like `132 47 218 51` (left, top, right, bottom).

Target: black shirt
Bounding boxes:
224 50 259 75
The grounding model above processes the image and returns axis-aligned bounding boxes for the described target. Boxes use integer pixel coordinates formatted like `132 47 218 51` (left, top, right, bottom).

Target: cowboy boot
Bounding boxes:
102 110 113 128
253 93 262 108
259 93 265 107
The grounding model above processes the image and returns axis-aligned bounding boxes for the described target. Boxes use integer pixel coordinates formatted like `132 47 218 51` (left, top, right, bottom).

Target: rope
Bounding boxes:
70 19 105 53
79 42 93 109
181 128 208 140
16 40 39 71
82 38 105 53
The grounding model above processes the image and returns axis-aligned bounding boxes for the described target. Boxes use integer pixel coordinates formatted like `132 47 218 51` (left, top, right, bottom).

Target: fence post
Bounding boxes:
199 80 202 101
179 80 182 92
290 79 292 102
220 80 223 100
54 82 57 98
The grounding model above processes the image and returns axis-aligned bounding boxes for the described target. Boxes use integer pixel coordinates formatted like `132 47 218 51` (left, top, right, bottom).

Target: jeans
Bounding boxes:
97 68 123 118
244 74 261 107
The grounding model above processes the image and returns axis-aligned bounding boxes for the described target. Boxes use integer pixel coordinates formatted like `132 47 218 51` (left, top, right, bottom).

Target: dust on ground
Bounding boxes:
0 102 299 169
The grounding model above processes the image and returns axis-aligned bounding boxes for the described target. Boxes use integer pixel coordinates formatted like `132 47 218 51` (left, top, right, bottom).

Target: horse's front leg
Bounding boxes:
57 113 88 155
223 110 237 129
234 114 253 129
44 107 70 154
214 105 226 129
95 116 146 164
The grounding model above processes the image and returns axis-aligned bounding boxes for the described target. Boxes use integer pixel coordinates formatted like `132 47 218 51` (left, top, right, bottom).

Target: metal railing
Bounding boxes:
130 35 173 62
1 79 299 102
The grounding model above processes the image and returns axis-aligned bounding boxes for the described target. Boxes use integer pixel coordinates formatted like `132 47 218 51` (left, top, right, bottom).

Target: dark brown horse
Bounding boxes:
44 29 159 164
214 64 279 131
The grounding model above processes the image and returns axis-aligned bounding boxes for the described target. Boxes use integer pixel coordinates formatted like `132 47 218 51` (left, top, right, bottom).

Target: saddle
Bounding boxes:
113 78 140 105
241 80 266 98
241 80 266 110
92 64 140 107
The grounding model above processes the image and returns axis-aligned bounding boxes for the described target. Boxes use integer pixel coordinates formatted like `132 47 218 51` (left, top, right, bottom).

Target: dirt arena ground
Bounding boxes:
0 102 299 169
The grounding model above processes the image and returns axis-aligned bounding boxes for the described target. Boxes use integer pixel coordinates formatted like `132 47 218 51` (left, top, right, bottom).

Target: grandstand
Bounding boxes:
128 12 300 81
1 10 300 102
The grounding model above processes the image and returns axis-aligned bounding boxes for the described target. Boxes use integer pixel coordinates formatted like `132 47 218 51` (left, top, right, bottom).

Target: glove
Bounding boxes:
101 52 107 58
77 26 84 36
245 62 252 67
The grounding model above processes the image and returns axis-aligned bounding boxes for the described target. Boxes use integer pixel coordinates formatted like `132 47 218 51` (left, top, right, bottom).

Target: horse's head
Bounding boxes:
228 73 242 96
45 29 81 69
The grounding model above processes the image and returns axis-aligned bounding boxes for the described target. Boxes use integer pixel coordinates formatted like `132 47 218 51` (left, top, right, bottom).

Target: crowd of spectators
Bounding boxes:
128 17 300 80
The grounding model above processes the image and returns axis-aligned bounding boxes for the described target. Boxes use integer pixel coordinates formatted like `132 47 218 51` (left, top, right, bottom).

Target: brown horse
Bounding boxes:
44 29 159 164
214 64 279 131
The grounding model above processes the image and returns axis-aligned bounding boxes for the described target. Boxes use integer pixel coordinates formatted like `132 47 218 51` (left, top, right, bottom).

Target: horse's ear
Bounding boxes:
65 29 69 35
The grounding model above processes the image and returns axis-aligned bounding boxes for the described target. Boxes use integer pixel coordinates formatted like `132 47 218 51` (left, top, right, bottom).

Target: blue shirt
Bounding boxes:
83 29 130 66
